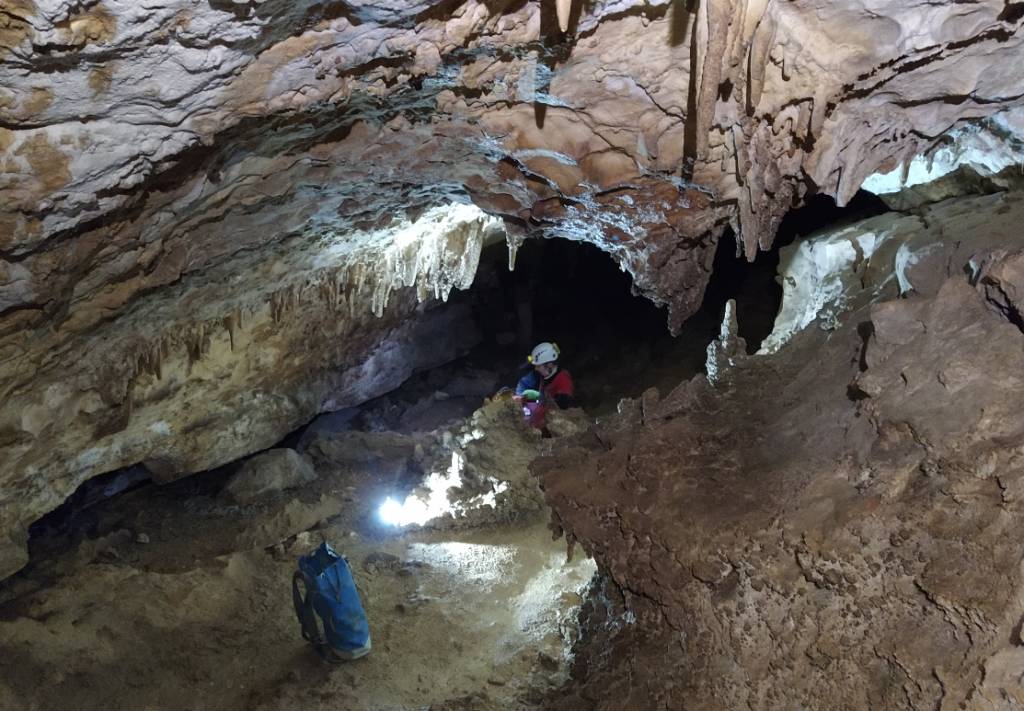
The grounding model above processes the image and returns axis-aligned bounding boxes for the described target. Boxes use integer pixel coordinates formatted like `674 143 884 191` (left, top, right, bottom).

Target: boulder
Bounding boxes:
222 449 318 504
303 430 419 472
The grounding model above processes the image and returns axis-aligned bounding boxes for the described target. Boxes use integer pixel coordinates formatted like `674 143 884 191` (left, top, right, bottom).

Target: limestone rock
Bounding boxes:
863 107 1024 209
761 191 1024 354
538 208 1024 709
704 299 746 385
545 407 592 439
222 448 318 504
303 430 418 472
976 248 1024 326
0 236 484 580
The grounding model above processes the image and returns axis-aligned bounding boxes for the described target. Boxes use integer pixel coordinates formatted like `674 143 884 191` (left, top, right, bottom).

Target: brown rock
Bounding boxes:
537 249 1024 708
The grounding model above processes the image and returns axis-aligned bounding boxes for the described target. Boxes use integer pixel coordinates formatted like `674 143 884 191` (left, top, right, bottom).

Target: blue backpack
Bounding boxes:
292 542 371 661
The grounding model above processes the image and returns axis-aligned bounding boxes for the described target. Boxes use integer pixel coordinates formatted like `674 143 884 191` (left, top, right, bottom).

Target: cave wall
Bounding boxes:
539 190 1024 709
1 1 1023 579
863 106 1024 209
0 207 495 578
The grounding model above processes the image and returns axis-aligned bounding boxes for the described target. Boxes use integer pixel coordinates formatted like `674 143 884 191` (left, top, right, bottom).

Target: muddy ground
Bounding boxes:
0 400 597 711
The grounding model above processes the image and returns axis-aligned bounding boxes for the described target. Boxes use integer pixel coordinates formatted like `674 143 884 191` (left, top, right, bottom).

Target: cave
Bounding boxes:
3 1 1024 709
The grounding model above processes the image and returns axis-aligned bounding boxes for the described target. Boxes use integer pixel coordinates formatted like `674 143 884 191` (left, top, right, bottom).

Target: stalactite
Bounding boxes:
506 227 525 271
183 323 212 368
316 276 343 311
222 309 239 352
695 0 732 162
313 207 500 320
270 291 283 324
104 207 500 412
556 0 573 33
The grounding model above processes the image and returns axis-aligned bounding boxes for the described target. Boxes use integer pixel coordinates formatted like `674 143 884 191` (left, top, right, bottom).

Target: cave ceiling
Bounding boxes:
0 0 1023 578
5 0 1024 333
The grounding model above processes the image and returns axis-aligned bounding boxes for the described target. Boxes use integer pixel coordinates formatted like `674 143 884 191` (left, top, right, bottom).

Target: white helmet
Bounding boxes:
529 342 560 365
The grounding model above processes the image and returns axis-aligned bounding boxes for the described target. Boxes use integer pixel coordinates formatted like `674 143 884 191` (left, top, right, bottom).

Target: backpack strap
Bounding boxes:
293 571 347 663
293 571 324 647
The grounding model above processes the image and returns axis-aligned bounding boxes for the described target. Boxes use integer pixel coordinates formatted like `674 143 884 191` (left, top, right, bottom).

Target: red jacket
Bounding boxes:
524 368 574 430
541 369 574 407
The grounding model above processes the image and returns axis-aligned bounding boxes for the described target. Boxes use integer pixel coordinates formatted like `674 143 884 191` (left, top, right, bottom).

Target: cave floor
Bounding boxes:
0 297 714 711
0 400 597 711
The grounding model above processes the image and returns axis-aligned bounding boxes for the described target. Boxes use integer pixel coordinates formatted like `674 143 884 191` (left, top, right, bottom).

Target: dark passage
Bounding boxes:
700 189 890 361
336 230 792 431
463 237 708 413
454 233 784 414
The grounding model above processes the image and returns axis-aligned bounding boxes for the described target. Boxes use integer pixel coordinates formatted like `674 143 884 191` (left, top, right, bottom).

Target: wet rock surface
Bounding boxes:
538 192 1024 709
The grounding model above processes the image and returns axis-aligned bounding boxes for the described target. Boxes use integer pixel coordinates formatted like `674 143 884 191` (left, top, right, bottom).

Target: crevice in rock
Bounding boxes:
979 275 1024 333
700 228 781 354
26 465 153 555
1001 3 1024 24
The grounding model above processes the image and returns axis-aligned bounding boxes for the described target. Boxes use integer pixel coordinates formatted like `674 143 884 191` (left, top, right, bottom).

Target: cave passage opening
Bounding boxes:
364 227 787 430
456 234 712 413
6 215 790 711
2 188 902 711
698 189 891 357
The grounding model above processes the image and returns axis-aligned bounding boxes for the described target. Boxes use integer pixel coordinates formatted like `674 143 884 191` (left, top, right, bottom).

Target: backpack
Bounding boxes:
292 542 372 661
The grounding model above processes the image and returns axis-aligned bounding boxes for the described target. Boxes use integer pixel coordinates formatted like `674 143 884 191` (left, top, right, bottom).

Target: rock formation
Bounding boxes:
0 204 497 577
221 447 318 504
863 107 1024 209
2 0 1024 591
538 190 1024 709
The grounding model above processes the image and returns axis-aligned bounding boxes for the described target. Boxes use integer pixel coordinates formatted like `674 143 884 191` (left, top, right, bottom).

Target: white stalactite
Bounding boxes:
556 0 573 32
